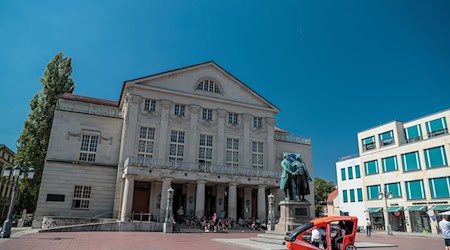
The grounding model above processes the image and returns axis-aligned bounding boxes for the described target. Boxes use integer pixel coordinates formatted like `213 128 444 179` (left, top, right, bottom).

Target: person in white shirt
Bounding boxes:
366 218 372 237
311 227 326 248
439 215 450 250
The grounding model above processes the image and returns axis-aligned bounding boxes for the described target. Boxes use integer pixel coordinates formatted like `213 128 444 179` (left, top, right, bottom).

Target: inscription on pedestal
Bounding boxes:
295 208 307 216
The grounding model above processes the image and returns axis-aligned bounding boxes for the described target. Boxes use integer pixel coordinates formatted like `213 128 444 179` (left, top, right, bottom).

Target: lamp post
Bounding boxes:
0 162 34 238
163 186 174 233
378 188 393 236
267 193 274 231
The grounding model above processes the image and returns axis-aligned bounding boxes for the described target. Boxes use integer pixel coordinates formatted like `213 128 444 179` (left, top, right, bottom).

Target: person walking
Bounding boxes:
439 215 450 250
177 206 184 223
366 218 372 237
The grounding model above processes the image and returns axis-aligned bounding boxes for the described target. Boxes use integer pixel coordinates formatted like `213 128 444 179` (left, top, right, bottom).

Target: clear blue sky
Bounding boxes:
1 0 449 183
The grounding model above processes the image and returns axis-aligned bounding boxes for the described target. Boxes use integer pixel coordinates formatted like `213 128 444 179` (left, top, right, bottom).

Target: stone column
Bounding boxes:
120 175 135 221
243 187 253 219
187 105 200 163
266 118 276 171
228 183 238 221
157 100 172 160
216 185 225 216
243 114 251 167
186 184 196 217
257 185 266 221
216 110 227 166
195 180 207 218
159 177 173 221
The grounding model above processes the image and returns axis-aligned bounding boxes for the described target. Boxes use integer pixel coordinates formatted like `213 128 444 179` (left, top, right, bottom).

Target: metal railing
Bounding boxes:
428 128 448 138
131 212 153 222
274 132 311 145
125 156 282 178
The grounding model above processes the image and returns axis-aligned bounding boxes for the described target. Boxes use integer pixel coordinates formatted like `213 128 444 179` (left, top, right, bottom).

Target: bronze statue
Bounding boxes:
280 153 312 201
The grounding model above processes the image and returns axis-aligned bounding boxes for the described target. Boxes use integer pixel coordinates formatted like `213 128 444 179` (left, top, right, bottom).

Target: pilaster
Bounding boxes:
243 114 251 167
216 110 227 166
157 100 172 160
187 105 200 163
266 118 276 171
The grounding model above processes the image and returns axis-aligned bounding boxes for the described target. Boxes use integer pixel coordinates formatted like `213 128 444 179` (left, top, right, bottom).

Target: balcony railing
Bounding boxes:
125 156 282 178
406 136 422 143
362 143 376 152
379 138 395 147
428 128 448 138
274 133 311 145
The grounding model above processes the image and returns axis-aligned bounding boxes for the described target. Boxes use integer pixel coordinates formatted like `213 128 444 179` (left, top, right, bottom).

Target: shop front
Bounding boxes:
405 206 431 233
387 206 406 232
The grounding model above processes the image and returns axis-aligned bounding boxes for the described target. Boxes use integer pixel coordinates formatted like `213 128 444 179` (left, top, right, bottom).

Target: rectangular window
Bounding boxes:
341 168 346 181
385 182 402 198
253 117 263 128
174 104 185 116
424 146 448 168
357 188 363 202
169 131 185 163
401 151 421 172
379 130 394 147
46 194 65 202
355 165 361 178
226 138 239 167
138 127 155 159
347 167 353 179
429 177 450 198
79 135 99 162
343 190 348 203
252 141 264 169
405 180 426 200
405 124 422 143
362 136 376 151
202 109 213 121
382 156 398 172
350 189 355 202
199 134 213 168
228 113 238 125
364 160 379 175
144 99 156 112
367 185 381 200
72 185 91 209
426 117 448 138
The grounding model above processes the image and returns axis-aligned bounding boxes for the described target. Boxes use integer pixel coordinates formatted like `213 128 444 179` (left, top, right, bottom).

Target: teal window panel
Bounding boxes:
424 146 448 168
382 156 398 172
355 165 361 178
349 189 355 202
348 167 353 179
405 124 422 141
385 182 402 197
362 136 375 145
341 168 346 181
357 188 363 201
429 177 450 198
365 160 379 175
406 180 426 200
367 185 380 200
379 130 394 146
402 151 421 171
343 190 348 203
426 117 447 133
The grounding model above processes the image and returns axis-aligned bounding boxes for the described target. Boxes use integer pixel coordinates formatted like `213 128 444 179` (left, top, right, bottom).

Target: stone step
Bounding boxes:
256 233 286 240
249 236 285 245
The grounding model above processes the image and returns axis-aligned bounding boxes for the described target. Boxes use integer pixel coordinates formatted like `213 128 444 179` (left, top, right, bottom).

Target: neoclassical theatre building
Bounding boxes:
33 62 313 228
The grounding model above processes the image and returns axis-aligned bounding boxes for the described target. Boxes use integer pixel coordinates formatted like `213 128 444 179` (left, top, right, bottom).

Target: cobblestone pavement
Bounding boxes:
356 233 444 250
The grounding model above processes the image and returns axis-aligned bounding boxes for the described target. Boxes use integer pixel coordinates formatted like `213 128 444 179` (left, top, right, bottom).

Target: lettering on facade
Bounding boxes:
295 208 307 216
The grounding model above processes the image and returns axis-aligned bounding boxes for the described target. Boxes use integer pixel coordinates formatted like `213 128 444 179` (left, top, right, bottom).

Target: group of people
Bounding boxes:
310 221 352 250
237 217 269 231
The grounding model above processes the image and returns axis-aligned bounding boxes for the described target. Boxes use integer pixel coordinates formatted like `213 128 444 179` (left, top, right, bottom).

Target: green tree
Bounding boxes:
314 177 336 217
16 52 74 211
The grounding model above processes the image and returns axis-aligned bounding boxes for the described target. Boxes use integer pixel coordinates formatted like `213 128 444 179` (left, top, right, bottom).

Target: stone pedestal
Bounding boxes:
275 200 311 232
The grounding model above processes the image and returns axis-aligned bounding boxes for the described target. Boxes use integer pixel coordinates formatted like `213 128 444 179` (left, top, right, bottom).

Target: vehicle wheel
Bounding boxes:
345 244 357 250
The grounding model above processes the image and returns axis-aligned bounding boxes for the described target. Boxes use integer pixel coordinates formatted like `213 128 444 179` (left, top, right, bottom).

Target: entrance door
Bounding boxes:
132 181 151 221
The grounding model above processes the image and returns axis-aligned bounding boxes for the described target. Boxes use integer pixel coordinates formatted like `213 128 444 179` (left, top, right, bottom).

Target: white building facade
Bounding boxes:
32 62 314 228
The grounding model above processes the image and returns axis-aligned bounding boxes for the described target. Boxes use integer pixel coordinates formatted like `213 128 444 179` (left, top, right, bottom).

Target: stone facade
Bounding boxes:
0 144 17 222
33 62 314 228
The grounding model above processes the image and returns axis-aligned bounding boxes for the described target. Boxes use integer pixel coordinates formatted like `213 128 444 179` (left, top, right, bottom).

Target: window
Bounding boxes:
226 138 239 167
138 127 155 159
253 117 262 128
252 141 264 169
199 134 213 167
169 131 185 163
343 190 348 203
350 189 355 202
362 136 376 151
424 146 448 168
347 167 353 179
379 130 394 147
385 182 402 198
355 165 361 178
72 185 91 209
405 124 422 143
367 185 381 200
79 135 99 162
196 79 221 93
228 113 238 125
341 168 346 181
174 104 185 116
357 188 363 202
405 180 426 200
364 160 379 175
401 151 421 172
426 117 448 138
382 156 398 172
144 99 156 112
46 194 65 202
202 109 213 121
429 177 450 198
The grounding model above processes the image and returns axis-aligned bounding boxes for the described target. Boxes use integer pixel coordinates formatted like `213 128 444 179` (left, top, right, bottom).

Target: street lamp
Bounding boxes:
0 162 34 238
267 193 275 231
378 188 393 236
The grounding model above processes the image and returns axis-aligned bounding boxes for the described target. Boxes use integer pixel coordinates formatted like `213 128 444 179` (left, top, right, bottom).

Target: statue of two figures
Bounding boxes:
280 153 313 201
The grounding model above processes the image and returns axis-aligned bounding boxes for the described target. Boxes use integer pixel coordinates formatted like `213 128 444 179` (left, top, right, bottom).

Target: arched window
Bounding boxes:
196 79 221 94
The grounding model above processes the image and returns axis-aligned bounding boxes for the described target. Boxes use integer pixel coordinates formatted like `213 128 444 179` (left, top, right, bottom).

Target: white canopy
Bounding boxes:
438 211 450 215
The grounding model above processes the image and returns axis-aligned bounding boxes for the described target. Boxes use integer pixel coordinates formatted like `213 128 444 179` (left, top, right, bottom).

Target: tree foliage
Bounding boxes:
16 52 74 211
314 177 336 217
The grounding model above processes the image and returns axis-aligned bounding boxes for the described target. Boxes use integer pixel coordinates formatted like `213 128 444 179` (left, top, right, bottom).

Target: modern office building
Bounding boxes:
0 144 17 222
358 109 450 234
32 62 314 228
